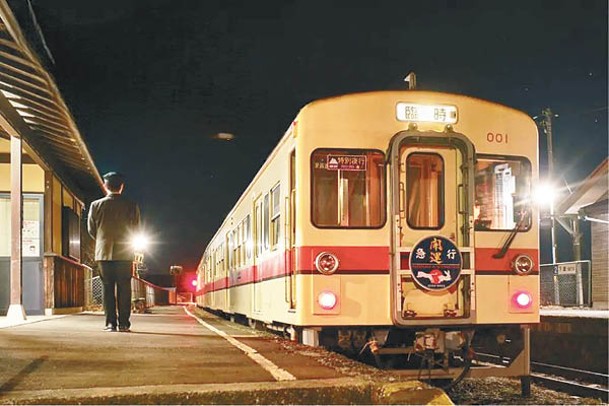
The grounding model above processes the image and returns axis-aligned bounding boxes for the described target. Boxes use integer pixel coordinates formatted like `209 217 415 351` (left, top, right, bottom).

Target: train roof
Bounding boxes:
298 90 532 121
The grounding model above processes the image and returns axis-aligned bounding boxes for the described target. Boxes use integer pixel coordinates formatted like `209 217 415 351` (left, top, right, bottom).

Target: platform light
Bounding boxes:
533 182 557 208
318 291 338 310
131 233 150 252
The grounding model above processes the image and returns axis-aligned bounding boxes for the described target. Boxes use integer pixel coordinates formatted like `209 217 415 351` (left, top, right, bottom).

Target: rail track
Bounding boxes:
476 352 608 401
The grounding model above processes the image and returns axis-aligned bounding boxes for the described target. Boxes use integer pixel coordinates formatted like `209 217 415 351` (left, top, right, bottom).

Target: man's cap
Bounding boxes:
102 172 125 182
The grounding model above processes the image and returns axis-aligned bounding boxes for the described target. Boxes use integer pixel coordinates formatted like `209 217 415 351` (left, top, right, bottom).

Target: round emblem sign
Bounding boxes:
409 236 462 291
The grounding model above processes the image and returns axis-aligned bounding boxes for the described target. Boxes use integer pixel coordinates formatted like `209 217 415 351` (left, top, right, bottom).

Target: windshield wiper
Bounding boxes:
493 211 528 259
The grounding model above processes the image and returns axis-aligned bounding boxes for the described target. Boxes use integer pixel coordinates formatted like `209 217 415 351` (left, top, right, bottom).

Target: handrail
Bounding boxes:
43 252 93 270
133 276 175 292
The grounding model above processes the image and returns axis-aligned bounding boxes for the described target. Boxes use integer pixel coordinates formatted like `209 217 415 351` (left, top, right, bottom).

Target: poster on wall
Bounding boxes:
22 220 40 257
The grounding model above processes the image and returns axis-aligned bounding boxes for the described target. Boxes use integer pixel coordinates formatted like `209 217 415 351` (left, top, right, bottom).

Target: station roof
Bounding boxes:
557 158 608 216
0 0 102 198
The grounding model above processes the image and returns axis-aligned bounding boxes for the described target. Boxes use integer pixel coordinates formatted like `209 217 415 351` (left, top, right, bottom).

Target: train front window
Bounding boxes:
475 156 532 231
311 149 385 228
406 153 445 229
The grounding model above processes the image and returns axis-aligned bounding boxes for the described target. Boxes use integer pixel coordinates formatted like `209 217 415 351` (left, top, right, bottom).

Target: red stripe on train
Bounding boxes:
400 247 539 273
475 248 539 272
296 246 390 272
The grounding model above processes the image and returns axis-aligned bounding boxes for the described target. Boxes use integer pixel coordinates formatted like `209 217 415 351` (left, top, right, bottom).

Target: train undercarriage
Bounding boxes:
298 324 531 390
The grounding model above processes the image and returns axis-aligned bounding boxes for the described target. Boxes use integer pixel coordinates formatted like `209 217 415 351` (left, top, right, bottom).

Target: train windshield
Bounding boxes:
475 155 532 231
311 149 385 228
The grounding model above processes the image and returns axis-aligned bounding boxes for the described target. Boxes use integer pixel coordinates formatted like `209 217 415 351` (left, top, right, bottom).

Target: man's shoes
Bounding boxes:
118 326 131 333
103 325 117 332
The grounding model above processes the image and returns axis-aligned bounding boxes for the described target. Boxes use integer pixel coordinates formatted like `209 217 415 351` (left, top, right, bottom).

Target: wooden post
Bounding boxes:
7 134 26 321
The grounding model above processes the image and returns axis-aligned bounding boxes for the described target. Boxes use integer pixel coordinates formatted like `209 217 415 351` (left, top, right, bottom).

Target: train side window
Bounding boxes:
406 153 444 229
254 197 262 257
239 225 244 266
270 183 281 250
311 149 386 228
475 155 532 231
245 215 252 260
263 193 270 250
234 228 240 268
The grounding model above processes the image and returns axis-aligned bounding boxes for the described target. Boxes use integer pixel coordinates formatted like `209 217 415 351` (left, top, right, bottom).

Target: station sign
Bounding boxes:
554 263 578 275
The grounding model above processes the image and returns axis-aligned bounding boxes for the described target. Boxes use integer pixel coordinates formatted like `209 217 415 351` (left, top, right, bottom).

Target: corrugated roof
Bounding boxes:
0 0 102 198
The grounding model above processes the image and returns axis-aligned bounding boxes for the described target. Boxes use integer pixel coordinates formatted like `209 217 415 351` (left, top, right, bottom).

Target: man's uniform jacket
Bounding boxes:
87 193 141 261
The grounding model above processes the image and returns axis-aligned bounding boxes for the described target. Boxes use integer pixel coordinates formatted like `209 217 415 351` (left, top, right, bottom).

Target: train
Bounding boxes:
195 89 539 385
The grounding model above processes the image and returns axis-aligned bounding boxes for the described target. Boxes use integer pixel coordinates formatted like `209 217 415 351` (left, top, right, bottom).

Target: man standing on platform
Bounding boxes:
88 172 141 332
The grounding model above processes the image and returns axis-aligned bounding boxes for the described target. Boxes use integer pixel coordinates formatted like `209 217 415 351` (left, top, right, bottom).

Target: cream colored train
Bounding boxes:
196 90 539 385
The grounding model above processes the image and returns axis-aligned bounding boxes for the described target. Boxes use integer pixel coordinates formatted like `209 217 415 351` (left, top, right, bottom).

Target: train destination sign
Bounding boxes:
326 154 367 171
410 235 462 291
396 102 458 124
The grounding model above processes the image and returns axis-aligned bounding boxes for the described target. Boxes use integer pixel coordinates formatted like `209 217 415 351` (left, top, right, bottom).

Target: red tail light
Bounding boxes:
318 291 338 310
512 291 533 309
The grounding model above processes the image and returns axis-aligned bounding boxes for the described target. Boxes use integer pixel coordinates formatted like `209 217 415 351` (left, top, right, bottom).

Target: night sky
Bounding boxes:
29 0 607 272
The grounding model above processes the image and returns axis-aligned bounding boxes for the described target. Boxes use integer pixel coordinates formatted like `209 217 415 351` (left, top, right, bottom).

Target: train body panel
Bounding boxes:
196 90 539 380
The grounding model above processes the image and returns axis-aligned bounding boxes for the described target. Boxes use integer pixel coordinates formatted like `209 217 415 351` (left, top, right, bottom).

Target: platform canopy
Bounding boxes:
0 0 102 198
557 158 608 216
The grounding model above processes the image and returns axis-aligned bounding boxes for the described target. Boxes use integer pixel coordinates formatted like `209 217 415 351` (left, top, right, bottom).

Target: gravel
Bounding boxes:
447 377 605 405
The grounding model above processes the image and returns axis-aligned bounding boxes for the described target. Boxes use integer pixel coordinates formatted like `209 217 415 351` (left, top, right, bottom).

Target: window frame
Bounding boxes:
270 183 281 250
474 154 533 232
405 151 446 230
310 147 387 230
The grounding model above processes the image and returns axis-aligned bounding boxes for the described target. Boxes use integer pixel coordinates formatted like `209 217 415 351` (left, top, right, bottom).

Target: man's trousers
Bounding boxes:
98 261 132 329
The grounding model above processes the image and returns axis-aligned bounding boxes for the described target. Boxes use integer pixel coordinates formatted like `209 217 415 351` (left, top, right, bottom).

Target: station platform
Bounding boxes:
0 305 451 405
540 307 609 319
534 307 608 373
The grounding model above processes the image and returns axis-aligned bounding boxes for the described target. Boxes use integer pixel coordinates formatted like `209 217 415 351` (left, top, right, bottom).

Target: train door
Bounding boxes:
389 131 475 325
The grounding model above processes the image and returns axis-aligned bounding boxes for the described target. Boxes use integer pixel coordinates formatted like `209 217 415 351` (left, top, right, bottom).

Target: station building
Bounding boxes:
0 0 102 317
557 158 609 309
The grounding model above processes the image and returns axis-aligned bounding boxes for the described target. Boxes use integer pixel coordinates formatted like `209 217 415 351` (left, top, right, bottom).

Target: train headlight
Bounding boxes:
318 291 338 310
512 254 534 275
512 291 533 309
315 252 339 275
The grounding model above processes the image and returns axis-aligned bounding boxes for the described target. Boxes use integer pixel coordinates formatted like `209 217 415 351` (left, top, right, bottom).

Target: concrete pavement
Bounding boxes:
0 306 452 404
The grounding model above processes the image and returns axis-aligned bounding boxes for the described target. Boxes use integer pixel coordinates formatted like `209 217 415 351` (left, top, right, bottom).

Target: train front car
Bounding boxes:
294 91 539 382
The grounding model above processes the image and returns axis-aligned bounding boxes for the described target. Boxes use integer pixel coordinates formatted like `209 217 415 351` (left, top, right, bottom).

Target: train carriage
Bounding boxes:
196 90 539 383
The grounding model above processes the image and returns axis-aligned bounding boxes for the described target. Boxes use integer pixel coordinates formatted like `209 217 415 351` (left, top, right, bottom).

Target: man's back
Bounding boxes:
88 194 140 261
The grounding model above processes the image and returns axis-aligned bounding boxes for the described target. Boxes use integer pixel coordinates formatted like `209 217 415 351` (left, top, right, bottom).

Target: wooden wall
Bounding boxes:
587 199 608 309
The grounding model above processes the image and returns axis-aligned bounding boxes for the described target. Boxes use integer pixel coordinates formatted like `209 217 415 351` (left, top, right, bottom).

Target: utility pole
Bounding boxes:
540 108 558 264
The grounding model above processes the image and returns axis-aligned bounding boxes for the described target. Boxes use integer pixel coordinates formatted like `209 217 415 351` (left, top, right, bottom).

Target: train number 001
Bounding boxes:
486 132 508 143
